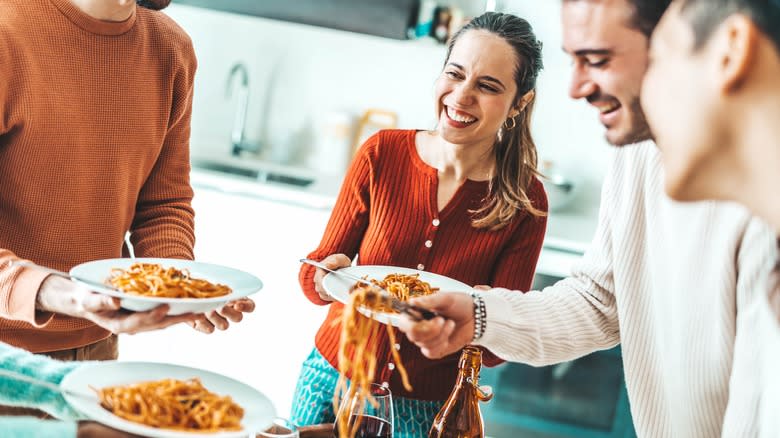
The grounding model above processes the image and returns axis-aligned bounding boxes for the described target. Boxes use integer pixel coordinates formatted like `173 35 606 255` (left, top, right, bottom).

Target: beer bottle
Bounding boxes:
429 346 493 438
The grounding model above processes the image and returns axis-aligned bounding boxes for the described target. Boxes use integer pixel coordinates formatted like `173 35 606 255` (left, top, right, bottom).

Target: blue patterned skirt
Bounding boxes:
290 348 443 438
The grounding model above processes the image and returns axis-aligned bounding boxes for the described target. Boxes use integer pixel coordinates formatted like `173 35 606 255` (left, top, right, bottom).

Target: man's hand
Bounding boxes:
396 291 476 359
36 276 199 334
312 254 351 302
188 298 255 333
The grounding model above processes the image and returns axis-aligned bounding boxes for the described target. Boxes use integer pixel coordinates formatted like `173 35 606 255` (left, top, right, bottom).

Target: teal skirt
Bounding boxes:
290 348 443 438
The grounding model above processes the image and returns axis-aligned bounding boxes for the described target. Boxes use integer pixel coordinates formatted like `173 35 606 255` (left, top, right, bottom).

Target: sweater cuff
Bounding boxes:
8 269 54 327
473 288 516 352
0 344 85 420
0 418 77 438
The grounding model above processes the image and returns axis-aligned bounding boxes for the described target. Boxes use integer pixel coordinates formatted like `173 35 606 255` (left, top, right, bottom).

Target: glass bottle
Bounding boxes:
429 346 493 438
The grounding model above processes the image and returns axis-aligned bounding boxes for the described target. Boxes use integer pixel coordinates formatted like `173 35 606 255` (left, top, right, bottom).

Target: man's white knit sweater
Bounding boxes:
759 245 779 437
478 142 776 437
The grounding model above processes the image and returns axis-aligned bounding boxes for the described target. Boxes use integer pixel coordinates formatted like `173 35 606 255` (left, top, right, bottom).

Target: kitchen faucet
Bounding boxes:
226 62 257 156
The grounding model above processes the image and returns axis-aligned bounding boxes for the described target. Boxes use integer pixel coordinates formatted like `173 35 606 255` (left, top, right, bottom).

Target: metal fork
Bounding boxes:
0 368 96 401
299 258 438 321
11 260 123 294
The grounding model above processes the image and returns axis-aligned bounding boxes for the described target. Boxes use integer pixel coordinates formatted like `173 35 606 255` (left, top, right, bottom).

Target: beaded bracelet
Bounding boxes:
471 292 487 341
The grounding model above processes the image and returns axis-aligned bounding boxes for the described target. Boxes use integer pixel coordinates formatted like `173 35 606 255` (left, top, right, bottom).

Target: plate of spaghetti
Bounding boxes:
61 361 276 438
322 265 472 327
69 258 263 315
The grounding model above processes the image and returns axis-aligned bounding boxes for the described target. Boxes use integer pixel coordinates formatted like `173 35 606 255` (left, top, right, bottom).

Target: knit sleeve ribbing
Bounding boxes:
480 177 548 366
721 217 777 436
0 28 9 136
490 177 548 291
130 34 196 260
298 134 378 305
0 250 55 327
475 156 620 366
0 19 56 327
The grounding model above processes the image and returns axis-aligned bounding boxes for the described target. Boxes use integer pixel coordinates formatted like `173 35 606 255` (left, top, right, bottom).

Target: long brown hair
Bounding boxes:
445 12 546 230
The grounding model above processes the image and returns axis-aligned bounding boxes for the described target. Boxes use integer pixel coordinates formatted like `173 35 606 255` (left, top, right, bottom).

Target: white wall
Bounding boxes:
499 0 612 208
165 1 611 210
166 5 445 164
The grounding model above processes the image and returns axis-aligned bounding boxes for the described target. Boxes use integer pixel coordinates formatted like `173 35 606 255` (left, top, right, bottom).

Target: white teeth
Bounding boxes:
447 107 476 123
598 103 620 114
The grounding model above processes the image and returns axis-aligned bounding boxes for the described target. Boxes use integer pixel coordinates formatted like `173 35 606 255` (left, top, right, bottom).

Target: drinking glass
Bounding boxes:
333 383 393 438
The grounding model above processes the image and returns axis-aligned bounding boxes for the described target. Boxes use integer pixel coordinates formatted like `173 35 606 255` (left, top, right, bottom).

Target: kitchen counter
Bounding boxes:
190 160 599 279
536 205 599 278
190 153 341 211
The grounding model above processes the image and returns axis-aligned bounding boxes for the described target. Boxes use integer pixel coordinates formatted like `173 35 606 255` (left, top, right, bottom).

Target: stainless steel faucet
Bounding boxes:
226 62 256 156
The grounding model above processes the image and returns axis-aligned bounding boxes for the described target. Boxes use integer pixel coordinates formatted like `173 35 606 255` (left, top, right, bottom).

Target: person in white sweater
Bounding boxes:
397 0 777 436
641 0 780 435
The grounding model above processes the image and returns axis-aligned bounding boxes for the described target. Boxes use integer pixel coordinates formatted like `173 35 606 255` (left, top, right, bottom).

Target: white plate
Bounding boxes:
62 361 275 438
69 258 263 315
321 265 473 326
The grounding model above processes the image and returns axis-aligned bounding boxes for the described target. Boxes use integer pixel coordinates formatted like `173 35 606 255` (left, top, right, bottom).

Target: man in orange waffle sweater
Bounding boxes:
0 0 255 415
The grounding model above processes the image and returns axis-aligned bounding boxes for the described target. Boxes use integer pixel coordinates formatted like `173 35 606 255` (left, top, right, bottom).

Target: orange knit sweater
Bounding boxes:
0 0 196 353
299 129 548 401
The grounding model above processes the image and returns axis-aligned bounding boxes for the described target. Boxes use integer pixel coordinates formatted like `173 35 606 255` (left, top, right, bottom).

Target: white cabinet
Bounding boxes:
191 186 330 272
119 185 333 418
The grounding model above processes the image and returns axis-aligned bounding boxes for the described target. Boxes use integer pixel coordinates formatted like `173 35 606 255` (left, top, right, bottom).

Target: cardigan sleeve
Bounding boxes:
298 134 378 305
480 177 548 366
490 177 548 289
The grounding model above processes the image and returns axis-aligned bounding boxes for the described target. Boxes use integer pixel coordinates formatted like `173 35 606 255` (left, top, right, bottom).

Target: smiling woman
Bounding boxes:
294 11 548 438
432 13 546 228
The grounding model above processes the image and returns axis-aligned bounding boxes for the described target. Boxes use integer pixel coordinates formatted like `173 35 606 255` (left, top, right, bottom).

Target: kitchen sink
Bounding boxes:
192 160 314 188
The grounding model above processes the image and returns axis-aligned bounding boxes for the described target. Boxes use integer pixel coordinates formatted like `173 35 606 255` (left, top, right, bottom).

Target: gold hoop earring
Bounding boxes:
504 117 516 131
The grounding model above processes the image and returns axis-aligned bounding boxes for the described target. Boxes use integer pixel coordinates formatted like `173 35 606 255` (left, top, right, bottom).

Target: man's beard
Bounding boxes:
610 96 653 146
136 0 171 10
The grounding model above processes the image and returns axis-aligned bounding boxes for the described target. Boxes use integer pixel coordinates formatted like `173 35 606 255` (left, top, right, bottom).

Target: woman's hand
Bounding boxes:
188 298 256 333
313 254 351 302
36 276 199 334
77 421 143 437
396 292 476 359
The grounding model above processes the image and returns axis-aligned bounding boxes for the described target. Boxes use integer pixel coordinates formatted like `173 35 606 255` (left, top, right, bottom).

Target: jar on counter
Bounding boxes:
309 111 354 176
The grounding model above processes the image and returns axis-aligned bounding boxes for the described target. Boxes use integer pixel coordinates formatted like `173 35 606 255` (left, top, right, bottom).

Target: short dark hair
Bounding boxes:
136 0 171 10
679 0 780 52
628 0 674 37
563 0 673 37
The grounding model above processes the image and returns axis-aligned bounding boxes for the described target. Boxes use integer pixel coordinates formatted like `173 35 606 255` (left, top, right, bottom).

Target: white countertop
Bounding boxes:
190 160 599 278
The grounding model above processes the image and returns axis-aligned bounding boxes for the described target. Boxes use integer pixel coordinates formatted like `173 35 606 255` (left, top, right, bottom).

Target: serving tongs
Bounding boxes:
299 258 439 322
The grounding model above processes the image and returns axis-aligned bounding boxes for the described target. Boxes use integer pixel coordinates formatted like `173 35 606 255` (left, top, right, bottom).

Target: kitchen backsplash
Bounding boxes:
166 2 610 213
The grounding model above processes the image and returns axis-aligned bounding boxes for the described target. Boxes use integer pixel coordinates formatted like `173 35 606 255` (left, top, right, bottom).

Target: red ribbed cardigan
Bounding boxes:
299 129 547 401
